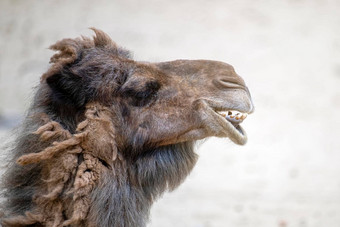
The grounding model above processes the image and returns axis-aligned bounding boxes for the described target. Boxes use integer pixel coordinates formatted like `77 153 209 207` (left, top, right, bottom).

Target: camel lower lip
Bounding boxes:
226 119 245 136
235 124 244 135
226 121 247 145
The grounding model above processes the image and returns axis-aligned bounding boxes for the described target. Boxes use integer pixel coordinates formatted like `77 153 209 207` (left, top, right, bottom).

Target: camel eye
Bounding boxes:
122 80 160 107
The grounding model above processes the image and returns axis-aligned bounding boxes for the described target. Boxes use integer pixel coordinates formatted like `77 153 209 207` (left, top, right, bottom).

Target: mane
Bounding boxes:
0 29 135 226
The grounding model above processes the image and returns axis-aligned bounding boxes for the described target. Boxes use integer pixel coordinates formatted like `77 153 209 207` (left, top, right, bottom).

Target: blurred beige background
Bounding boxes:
1 0 340 226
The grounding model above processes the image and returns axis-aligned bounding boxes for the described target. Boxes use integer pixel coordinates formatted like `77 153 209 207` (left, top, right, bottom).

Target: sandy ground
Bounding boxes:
1 0 340 226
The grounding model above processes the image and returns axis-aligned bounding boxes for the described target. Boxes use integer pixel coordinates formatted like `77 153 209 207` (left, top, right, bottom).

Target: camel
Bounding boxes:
0 29 254 227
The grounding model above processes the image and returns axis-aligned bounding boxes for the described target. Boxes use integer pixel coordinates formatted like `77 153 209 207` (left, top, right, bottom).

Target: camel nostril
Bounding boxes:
212 78 244 89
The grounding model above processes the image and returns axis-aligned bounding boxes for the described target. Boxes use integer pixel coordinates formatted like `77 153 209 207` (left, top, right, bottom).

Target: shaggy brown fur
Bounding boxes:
0 29 254 227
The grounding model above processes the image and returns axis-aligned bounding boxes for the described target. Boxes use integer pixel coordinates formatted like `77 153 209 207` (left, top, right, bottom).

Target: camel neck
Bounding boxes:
87 160 152 227
86 142 198 226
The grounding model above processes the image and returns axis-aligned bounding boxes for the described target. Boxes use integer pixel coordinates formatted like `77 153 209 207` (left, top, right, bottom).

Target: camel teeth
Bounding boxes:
217 110 248 122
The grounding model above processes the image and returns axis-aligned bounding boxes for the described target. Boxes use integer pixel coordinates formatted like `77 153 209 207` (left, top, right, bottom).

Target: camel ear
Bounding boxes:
43 36 92 108
43 28 130 108
46 72 89 108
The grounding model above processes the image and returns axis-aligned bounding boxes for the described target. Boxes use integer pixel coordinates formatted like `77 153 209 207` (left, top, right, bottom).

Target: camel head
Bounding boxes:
44 29 254 157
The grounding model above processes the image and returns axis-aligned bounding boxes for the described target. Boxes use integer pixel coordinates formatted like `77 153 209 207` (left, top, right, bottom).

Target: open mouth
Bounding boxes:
215 109 249 144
